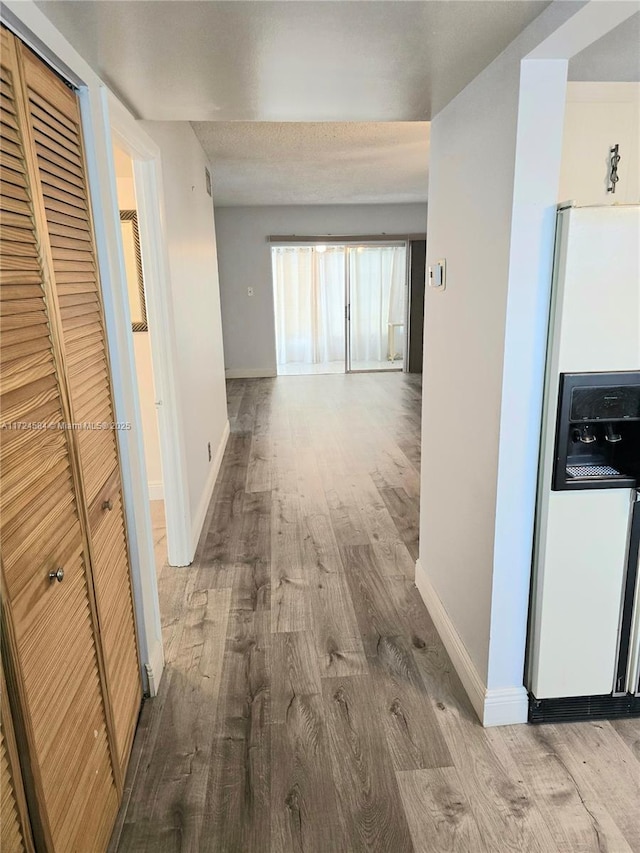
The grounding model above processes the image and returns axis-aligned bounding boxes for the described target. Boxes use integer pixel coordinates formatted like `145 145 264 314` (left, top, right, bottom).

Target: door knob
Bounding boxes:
102 499 113 511
48 567 64 583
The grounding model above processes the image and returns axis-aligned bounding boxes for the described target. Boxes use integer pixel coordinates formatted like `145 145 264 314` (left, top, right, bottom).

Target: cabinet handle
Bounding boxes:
48 567 64 583
102 499 113 511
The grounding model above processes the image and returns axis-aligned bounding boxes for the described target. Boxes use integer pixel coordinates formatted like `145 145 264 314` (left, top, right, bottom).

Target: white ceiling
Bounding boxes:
36 1 552 122
36 0 553 206
192 121 429 206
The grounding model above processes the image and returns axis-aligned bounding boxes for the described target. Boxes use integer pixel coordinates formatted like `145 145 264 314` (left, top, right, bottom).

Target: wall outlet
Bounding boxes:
247 287 254 297
208 442 212 462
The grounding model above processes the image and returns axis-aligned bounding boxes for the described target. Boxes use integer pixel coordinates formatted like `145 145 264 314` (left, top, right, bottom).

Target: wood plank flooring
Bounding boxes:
111 374 640 853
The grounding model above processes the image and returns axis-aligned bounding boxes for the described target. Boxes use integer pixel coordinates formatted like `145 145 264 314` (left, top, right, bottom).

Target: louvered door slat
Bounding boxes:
32 122 81 160
20 41 142 779
49 234 92 254
56 295 96 314
1 662 34 853
1 240 39 259
1 131 24 155
0 31 119 852
1 210 33 231
1 115 18 135
40 181 88 210
31 145 84 181
0 225 35 245
38 157 85 193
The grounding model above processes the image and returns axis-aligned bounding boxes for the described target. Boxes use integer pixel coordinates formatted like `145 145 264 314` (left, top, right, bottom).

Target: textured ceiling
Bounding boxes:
569 12 640 82
192 121 429 206
35 0 553 207
36 1 552 121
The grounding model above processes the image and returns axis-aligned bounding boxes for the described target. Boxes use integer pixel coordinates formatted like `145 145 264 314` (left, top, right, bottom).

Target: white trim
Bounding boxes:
147 482 164 501
191 419 230 555
415 559 529 727
415 559 486 721
0 2 85 86
225 368 277 379
144 638 165 698
482 687 530 728
109 94 193 569
83 89 165 696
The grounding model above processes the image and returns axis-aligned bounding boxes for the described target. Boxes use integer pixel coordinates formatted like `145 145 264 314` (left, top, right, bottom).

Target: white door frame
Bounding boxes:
109 96 193 568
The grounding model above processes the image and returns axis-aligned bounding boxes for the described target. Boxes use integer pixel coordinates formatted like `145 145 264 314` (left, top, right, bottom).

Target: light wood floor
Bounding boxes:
111 374 640 853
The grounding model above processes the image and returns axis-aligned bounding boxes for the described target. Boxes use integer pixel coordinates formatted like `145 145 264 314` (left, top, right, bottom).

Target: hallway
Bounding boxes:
111 374 640 853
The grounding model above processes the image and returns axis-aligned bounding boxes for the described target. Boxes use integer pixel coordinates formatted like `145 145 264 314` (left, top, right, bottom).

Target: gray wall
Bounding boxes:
142 122 229 545
214 203 428 376
418 0 580 706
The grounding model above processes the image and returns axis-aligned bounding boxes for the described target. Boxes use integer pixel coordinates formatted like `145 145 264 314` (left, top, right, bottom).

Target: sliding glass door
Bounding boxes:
346 244 407 372
271 242 407 375
272 245 345 375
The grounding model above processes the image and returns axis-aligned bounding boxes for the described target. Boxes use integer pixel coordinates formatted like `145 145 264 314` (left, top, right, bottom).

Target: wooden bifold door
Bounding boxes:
0 27 142 852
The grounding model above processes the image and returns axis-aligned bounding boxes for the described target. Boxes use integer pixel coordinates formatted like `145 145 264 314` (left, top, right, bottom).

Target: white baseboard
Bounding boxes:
415 559 529 727
147 481 164 501
143 637 165 698
482 687 529 727
225 367 277 379
190 419 230 555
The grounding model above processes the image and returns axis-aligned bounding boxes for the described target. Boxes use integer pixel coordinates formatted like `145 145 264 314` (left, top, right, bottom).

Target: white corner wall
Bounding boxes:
417 0 636 726
559 82 640 205
141 122 229 548
214 203 427 376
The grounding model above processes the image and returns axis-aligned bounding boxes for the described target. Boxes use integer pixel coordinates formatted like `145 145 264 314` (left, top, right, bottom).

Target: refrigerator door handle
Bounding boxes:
613 490 640 695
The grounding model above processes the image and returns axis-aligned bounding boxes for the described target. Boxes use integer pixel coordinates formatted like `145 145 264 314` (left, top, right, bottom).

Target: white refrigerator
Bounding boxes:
527 203 640 722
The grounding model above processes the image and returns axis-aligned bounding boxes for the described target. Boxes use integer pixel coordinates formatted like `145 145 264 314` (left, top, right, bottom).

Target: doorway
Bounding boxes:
112 142 167 572
271 242 408 375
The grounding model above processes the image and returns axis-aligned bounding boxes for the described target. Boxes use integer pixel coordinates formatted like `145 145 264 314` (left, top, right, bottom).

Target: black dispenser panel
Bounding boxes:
552 372 640 491
570 385 640 422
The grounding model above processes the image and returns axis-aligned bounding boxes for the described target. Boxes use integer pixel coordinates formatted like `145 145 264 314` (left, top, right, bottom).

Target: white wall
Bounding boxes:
114 160 164 498
415 1 636 725
141 122 229 539
419 7 570 687
559 82 640 204
214 203 427 376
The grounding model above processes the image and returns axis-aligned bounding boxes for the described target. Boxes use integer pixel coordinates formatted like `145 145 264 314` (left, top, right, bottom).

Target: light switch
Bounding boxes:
247 287 254 297
428 259 446 291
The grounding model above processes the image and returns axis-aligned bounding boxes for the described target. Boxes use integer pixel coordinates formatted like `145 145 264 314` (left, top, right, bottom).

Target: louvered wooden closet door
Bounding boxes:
0 28 118 851
17 42 142 777
1 661 34 853
0 718 28 853
0 724 26 853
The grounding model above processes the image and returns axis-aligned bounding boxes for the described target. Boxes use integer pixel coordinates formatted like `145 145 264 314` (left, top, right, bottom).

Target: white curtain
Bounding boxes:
349 246 406 363
272 244 406 367
272 246 345 365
